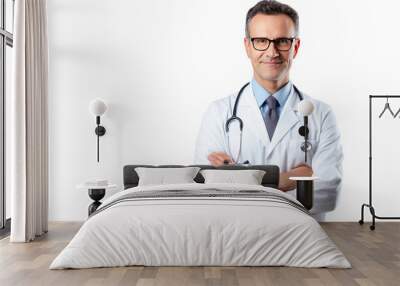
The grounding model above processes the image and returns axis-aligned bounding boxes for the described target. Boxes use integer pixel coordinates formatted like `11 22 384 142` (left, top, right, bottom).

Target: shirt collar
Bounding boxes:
251 78 292 108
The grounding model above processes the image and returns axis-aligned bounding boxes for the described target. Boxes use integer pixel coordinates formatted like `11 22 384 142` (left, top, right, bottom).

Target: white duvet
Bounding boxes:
50 183 350 269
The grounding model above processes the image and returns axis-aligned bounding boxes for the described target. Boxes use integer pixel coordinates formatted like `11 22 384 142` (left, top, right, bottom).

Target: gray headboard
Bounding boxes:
123 165 280 189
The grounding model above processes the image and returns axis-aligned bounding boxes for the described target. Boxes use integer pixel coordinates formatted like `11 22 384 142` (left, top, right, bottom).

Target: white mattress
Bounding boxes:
50 183 350 269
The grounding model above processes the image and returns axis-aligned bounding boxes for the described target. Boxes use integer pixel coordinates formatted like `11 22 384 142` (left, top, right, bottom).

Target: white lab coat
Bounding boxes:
194 84 343 214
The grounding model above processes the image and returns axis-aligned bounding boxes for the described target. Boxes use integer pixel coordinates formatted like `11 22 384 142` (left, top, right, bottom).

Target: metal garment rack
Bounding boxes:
359 95 400 230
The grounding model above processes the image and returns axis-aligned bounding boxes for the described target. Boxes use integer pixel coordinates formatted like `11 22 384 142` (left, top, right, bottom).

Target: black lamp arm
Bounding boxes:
304 116 308 163
94 116 106 162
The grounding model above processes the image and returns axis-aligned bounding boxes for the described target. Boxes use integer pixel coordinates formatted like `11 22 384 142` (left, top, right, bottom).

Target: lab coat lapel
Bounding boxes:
238 85 269 147
265 87 300 158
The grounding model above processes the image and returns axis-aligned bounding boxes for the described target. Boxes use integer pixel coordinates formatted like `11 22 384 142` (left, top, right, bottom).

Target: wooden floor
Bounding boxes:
0 222 399 286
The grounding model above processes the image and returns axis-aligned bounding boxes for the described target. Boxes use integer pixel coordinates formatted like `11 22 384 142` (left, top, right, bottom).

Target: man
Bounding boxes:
194 0 343 214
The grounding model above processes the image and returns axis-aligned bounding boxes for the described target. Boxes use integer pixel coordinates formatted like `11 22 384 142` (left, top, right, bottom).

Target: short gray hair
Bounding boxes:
245 0 299 38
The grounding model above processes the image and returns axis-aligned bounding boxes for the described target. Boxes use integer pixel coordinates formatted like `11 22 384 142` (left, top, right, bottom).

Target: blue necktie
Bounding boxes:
264 96 280 140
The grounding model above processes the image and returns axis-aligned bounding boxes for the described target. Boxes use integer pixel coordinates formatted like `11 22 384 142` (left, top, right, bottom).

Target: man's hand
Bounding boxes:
207 152 234 167
279 164 313 192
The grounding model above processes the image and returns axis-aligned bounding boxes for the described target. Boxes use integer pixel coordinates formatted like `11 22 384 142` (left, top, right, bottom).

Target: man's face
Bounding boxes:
244 13 300 84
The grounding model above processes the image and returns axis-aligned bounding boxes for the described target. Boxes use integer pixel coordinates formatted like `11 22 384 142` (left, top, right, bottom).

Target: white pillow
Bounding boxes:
135 167 201 186
200 169 266 185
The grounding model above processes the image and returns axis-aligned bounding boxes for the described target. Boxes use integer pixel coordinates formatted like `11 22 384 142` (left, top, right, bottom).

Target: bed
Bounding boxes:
50 165 350 269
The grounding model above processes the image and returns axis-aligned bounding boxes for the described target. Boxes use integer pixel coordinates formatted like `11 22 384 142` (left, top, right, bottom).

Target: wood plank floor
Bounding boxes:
0 222 399 286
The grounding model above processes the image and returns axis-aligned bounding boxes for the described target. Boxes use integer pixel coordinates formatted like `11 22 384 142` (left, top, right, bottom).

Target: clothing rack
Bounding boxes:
359 95 400 230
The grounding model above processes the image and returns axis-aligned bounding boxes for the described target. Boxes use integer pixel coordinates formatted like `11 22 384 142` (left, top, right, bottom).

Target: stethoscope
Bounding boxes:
225 82 311 164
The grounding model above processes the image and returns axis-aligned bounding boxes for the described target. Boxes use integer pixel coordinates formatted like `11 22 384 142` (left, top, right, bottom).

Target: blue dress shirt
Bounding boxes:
251 78 292 118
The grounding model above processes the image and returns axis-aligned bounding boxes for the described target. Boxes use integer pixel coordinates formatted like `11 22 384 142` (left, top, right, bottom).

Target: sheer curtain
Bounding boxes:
9 0 48 242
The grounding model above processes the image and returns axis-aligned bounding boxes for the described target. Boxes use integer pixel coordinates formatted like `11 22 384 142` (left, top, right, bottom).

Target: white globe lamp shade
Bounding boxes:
297 100 314 116
89 99 107 116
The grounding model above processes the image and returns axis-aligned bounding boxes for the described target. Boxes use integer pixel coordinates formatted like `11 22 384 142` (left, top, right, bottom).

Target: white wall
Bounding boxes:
48 0 400 221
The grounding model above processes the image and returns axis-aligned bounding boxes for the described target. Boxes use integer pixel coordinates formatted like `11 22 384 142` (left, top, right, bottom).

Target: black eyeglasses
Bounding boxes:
250 37 295 51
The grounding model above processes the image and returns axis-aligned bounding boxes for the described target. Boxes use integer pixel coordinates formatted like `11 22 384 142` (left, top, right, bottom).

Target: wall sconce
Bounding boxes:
89 99 107 162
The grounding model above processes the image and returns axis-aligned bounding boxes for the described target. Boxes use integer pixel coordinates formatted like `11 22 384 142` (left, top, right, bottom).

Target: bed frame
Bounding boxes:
123 165 280 189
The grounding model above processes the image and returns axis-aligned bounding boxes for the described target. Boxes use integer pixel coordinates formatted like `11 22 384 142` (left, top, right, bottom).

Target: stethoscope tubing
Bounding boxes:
225 82 305 164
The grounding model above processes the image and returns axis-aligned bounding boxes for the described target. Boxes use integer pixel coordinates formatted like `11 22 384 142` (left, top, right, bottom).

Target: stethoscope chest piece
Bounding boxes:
301 141 312 152
298 125 312 152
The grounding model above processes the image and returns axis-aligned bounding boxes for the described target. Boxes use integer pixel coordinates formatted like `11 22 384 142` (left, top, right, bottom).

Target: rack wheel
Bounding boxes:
370 225 375 231
358 220 364 225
